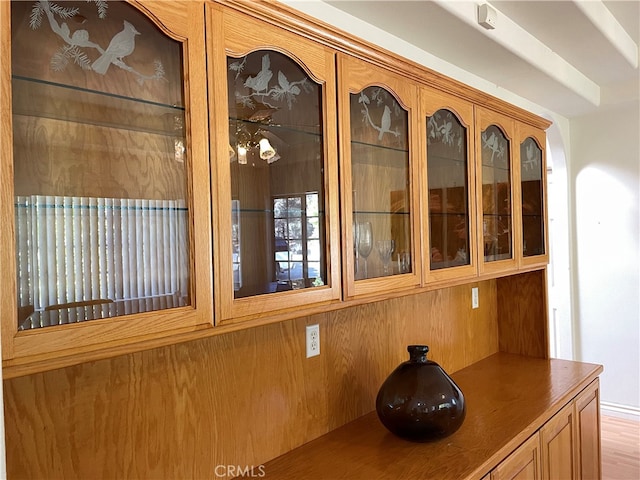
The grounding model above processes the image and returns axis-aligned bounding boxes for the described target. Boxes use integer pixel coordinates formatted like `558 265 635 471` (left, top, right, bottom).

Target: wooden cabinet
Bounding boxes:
421 86 478 284
491 378 601 480
492 433 542 480
1 0 550 376
261 356 603 480
207 4 341 322
1 0 213 373
575 379 602 480
338 54 422 299
540 401 577 479
475 106 518 276
515 123 548 268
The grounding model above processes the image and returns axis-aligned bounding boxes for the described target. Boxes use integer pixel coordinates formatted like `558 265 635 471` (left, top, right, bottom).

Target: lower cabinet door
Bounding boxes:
575 379 602 480
492 433 542 480
540 401 577 480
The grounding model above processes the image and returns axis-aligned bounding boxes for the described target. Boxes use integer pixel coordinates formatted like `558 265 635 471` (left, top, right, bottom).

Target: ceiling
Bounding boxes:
322 0 640 118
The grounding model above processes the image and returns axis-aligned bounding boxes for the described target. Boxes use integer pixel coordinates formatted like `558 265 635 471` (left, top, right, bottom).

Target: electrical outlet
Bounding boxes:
306 324 320 358
472 287 479 309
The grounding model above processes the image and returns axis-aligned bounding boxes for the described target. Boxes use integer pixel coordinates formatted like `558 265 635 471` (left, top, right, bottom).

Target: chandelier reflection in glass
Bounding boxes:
231 123 279 165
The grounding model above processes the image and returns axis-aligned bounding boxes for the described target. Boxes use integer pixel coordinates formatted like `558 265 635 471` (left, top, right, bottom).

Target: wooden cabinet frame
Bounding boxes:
420 86 479 285
0 0 214 375
1 0 552 378
474 106 518 276
575 379 602 479
207 4 342 323
492 433 542 480
514 123 549 268
338 54 423 300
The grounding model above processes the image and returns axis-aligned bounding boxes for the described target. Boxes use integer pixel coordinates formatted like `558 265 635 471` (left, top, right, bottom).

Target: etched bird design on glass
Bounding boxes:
378 105 391 140
523 140 539 171
244 54 273 94
91 20 140 75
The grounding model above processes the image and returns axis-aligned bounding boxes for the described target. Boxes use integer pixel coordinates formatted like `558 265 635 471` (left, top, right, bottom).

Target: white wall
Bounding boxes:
546 120 576 361
570 101 640 416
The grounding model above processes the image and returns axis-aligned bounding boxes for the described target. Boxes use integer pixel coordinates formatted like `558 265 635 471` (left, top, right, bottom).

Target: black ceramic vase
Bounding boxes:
375 345 466 442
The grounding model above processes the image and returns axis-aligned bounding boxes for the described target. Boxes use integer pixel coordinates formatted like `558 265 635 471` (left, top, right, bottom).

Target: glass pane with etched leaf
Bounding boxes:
11 0 190 330
481 125 512 262
228 50 326 297
520 137 545 257
426 109 470 270
350 86 410 279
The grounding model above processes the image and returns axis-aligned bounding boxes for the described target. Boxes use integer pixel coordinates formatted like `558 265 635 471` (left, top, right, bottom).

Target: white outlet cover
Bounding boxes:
306 324 320 358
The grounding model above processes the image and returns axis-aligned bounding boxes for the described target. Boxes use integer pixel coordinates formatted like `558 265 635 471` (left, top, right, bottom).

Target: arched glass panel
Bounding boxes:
426 109 470 270
227 50 325 297
350 86 410 279
481 125 512 262
12 0 190 330
520 137 545 257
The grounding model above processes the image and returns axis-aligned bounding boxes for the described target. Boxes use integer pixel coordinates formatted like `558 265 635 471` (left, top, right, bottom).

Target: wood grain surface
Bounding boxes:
261 355 602 480
4 280 503 479
497 270 549 358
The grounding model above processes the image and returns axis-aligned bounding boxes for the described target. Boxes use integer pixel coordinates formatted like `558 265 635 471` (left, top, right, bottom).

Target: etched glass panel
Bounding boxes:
228 50 325 297
11 1 190 330
426 109 470 270
480 125 512 262
520 137 545 257
350 87 411 279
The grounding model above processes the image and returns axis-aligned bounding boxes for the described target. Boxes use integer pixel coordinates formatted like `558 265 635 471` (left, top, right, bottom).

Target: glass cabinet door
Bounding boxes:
422 88 477 283
516 124 548 266
475 107 517 274
338 54 421 299
209 6 341 322
2 1 212 363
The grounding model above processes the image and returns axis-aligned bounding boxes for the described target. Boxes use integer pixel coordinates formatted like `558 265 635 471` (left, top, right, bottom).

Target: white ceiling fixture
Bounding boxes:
478 3 497 30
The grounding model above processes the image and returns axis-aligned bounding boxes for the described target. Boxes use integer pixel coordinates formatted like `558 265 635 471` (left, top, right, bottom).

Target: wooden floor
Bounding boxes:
601 414 640 479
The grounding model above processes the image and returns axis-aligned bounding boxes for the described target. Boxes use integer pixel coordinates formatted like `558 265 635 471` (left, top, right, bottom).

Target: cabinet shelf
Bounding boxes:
427 154 467 166
482 163 510 171
19 294 187 331
353 210 409 216
429 211 467 217
12 75 185 136
230 117 321 138
351 140 409 155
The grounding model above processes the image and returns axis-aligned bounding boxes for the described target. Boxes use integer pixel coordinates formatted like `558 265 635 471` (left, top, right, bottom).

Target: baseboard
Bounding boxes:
601 401 640 421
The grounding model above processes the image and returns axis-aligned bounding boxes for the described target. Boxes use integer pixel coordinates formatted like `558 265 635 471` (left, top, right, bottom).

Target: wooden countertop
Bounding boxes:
262 353 603 479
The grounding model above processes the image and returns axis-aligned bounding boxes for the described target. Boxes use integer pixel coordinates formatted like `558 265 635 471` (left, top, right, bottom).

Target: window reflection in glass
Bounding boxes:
228 49 326 297
11 0 190 329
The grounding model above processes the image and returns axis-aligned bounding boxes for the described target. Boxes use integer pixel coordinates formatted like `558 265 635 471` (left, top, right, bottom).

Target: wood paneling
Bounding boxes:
497 269 549 358
3 280 500 479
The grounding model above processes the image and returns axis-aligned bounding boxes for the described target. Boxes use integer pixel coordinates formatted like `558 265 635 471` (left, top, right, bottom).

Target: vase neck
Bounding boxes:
407 345 429 363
